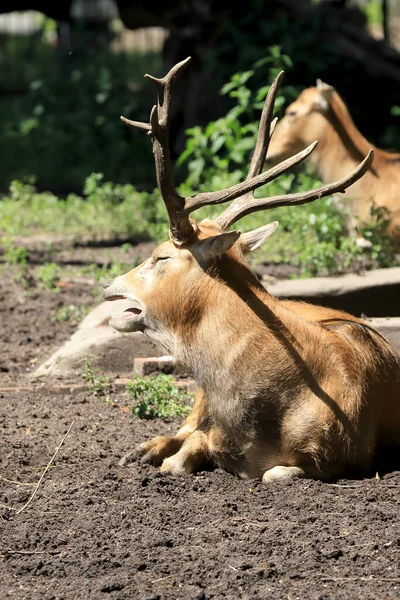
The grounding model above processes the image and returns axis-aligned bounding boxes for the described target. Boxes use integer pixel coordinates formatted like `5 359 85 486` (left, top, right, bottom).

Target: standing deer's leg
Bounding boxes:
121 388 208 467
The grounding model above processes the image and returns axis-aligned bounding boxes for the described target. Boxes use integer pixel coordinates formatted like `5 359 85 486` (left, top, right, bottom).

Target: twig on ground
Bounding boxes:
330 483 400 489
0 476 35 486
321 575 400 583
151 575 175 584
14 419 75 516
3 549 62 556
0 502 18 512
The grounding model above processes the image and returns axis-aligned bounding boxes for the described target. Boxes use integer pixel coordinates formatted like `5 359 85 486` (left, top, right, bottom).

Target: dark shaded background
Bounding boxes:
1 0 400 191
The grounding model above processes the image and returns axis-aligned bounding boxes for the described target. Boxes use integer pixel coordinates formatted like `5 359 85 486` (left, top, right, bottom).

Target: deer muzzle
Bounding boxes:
103 280 146 333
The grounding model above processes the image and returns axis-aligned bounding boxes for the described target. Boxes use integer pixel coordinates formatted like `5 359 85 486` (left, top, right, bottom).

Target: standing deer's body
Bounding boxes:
266 82 400 243
104 60 400 482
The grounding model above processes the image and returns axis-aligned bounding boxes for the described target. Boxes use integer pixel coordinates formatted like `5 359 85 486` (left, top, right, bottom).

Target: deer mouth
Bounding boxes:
109 301 145 333
103 285 146 332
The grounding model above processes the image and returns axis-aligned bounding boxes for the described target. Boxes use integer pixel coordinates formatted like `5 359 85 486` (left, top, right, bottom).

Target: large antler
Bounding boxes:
121 57 194 244
121 58 374 243
214 76 374 229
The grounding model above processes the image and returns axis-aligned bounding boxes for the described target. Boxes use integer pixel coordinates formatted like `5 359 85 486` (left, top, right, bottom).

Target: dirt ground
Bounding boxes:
1 240 400 600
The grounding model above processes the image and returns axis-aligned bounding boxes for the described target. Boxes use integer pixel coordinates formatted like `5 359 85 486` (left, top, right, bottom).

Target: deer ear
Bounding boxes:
315 80 334 111
316 78 331 90
196 230 241 260
240 221 279 253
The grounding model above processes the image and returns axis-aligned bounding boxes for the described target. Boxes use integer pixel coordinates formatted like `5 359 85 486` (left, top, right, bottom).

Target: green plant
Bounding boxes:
82 357 113 397
358 204 397 268
177 58 399 278
0 29 162 190
90 259 141 283
1 237 33 287
37 262 61 291
0 175 168 242
126 374 192 420
365 1 383 25
52 304 91 324
177 49 293 198
2 238 28 266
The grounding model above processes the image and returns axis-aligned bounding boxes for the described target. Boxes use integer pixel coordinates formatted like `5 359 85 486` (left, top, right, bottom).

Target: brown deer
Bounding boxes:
266 80 400 246
103 59 400 482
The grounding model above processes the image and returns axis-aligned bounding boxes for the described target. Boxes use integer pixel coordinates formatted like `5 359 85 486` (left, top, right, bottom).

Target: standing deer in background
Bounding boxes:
104 59 400 482
266 80 400 246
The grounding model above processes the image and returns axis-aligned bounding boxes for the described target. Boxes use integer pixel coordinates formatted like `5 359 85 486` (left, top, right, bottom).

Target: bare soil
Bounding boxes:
1 240 400 600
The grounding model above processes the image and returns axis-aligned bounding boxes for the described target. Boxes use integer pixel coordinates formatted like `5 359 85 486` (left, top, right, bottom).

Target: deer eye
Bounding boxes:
155 255 171 263
286 110 297 117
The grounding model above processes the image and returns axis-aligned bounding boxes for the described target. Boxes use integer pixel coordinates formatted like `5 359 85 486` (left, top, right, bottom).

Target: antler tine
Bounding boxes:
145 57 192 128
121 60 372 245
184 141 318 213
248 71 284 179
209 71 284 229
120 115 151 133
121 57 194 245
216 150 374 230
182 71 318 217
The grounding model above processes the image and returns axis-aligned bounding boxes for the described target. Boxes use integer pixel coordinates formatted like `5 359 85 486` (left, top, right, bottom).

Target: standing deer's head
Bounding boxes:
103 59 372 351
266 80 337 166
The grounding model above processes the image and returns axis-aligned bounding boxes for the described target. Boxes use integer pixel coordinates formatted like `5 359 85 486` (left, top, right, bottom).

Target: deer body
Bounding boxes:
104 60 400 482
266 84 400 241
105 219 400 480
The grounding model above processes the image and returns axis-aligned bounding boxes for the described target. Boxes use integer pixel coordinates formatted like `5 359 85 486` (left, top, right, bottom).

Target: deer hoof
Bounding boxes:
134 436 184 466
160 455 192 475
262 465 306 483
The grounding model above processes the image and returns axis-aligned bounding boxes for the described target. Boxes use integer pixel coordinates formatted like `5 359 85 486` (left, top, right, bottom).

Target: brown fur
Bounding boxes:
266 86 400 243
104 220 400 482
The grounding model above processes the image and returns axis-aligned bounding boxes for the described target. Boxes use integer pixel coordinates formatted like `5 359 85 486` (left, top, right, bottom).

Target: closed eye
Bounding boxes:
155 255 171 263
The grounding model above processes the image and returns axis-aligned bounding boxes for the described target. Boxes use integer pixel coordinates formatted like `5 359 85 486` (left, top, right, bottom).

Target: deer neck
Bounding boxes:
172 258 321 447
158 257 302 394
312 93 376 183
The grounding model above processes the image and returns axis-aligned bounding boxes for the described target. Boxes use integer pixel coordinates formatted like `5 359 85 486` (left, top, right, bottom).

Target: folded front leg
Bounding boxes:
160 429 213 475
160 424 234 475
121 387 209 466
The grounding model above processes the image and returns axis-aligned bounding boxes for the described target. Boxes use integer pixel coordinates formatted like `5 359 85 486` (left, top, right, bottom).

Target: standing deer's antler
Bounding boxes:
121 58 374 243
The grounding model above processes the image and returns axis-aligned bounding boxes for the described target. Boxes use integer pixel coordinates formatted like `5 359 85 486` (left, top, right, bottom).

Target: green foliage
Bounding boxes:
2 238 28 266
1 41 398 279
37 262 61 290
359 204 396 268
126 375 192 420
52 304 91 324
177 48 292 196
0 30 162 190
82 357 113 397
177 58 398 277
92 260 139 282
365 1 383 25
0 174 168 242
1 237 32 287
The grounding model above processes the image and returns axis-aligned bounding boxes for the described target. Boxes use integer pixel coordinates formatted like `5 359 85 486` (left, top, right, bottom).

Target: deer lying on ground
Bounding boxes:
103 59 400 482
266 80 400 245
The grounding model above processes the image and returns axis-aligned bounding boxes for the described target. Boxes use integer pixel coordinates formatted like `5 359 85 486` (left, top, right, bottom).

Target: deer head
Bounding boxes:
103 58 373 358
266 80 339 166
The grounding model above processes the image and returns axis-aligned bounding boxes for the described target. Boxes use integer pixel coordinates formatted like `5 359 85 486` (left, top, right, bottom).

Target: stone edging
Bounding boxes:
264 266 400 318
